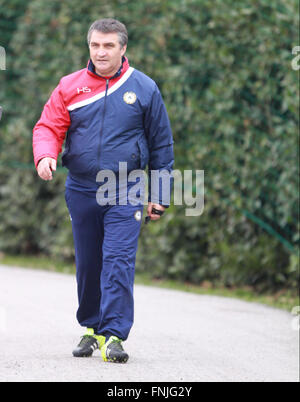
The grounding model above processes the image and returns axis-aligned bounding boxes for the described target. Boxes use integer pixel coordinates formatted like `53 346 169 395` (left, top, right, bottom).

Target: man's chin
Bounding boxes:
93 61 109 75
96 68 111 76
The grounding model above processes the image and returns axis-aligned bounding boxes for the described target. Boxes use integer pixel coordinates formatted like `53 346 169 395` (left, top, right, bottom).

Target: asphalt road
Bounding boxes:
0 264 298 382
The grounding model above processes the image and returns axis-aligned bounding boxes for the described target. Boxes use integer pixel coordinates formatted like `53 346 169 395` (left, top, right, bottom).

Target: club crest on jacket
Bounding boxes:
123 91 137 104
134 210 142 221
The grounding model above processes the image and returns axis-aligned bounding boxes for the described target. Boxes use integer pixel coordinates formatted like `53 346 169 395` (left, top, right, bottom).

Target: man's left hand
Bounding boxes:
147 202 165 221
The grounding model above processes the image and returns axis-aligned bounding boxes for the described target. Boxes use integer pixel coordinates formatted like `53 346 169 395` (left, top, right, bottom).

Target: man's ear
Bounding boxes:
121 44 127 57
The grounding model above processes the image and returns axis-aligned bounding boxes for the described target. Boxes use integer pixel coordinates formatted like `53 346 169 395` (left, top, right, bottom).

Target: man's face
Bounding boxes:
89 31 126 77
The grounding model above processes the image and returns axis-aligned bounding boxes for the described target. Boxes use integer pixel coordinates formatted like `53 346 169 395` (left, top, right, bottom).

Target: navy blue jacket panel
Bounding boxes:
61 62 174 205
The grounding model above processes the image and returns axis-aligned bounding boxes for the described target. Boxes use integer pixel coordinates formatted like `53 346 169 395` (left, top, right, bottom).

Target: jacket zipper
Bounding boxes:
98 78 110 169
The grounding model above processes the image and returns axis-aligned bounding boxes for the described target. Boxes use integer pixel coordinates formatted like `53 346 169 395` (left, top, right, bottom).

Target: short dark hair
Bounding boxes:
87 18 128 47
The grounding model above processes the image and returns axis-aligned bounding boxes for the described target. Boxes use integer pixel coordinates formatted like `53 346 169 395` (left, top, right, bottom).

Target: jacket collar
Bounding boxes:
87 56 129 80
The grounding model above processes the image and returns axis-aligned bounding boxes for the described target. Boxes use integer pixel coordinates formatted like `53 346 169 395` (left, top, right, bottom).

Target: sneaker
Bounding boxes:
101 336 129 363
72 328 99 357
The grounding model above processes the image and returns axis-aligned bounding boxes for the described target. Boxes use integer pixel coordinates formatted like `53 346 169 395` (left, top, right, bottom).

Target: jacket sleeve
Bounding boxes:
32 81 70 168
144 84 174 207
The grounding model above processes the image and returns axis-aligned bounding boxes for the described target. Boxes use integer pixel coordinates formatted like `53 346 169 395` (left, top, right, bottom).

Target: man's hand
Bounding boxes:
147 202 165 221
37 157 57 181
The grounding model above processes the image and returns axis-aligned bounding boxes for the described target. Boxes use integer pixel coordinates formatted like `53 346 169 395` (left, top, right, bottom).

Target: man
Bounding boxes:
33 18 174 363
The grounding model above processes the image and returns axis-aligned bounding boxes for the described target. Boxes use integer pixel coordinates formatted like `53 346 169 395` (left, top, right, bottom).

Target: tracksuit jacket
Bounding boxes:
33 57 174 199
32 57 174 339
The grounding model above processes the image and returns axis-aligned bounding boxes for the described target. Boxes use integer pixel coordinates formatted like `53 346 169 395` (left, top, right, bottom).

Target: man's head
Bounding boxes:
87 18 128 77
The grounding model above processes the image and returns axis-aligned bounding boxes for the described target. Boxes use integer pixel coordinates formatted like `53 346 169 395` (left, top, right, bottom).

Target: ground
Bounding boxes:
0 265 298 382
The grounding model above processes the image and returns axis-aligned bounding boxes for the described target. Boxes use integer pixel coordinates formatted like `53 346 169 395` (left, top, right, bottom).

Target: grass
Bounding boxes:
0 253 298 312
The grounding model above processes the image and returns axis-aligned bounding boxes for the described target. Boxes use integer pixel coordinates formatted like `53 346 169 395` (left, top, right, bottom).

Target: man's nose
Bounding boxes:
97 48 107 57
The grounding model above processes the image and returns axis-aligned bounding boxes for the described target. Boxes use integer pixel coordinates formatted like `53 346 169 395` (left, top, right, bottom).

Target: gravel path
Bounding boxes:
0 264 298 382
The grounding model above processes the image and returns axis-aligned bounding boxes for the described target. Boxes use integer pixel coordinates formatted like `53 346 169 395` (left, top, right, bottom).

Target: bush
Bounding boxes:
0 0 298 292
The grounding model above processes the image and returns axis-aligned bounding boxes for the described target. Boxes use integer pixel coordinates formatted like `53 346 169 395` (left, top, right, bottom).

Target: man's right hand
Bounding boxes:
37 157 57 181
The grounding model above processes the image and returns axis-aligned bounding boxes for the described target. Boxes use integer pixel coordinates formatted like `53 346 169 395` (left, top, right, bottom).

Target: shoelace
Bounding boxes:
109 338 124 351
78 335 96 347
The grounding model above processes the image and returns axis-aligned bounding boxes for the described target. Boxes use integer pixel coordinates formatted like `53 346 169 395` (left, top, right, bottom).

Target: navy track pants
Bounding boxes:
65 187 143 340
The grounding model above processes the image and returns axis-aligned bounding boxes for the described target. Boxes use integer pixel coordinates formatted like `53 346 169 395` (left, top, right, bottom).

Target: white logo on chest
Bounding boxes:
77 87 92 94
123 91 137 104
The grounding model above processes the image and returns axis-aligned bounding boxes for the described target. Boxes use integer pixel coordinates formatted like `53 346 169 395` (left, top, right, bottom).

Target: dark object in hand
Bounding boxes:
145 207 164 224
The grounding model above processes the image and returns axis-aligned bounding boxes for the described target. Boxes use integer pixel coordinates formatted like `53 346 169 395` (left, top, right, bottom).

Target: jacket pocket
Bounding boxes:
137 135 149 170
